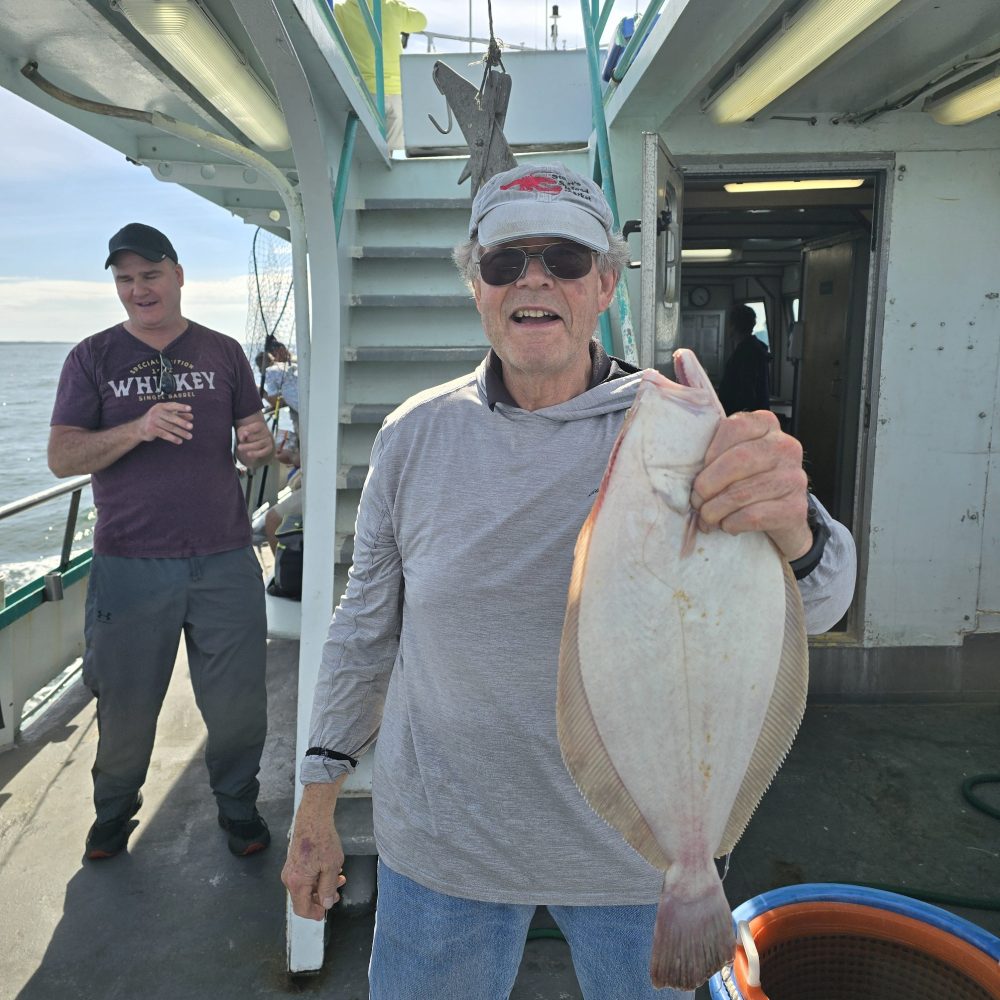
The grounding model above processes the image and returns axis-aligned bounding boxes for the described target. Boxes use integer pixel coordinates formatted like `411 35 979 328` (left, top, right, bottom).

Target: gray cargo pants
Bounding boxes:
83 547 267 824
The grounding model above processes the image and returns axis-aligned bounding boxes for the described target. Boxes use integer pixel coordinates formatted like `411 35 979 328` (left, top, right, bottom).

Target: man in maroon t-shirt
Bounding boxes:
49 223 275 861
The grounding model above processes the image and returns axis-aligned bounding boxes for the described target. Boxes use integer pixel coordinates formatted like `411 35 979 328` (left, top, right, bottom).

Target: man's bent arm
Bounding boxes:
282 776 348 920
48 403 194 477
235 411 275 469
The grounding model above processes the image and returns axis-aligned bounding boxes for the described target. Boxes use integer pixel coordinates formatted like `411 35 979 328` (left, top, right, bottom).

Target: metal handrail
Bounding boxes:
605 0 665 89
318 0 386 133
0 476 92 575
581 0 630 359
0 476 90 521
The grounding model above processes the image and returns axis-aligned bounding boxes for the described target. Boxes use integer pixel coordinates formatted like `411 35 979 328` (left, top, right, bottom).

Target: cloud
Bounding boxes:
0 90 127 182
0 275 250 343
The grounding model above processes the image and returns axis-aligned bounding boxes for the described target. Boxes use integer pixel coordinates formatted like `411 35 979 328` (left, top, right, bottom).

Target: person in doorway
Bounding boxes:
49 223 275 861
334 0 428 153
281 164 857 997
718 302 771 415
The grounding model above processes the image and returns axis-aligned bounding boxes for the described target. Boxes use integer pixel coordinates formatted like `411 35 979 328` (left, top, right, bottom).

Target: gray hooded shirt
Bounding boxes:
302 348 855 905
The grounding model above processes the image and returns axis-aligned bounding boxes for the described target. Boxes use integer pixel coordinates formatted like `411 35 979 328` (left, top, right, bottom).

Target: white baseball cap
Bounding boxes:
469 162 614 252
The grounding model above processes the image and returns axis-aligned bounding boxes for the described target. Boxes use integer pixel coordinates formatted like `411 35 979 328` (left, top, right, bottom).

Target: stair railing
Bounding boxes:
580 0 666 366
316 0 387 142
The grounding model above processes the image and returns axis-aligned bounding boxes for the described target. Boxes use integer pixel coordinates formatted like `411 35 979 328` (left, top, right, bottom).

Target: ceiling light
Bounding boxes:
682 248 738 261
707 0 906 125
724 178 865 193
924 66 1000 125
116 0 290 150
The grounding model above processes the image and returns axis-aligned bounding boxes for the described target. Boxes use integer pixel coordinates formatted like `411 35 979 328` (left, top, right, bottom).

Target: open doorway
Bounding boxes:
678 168 884 631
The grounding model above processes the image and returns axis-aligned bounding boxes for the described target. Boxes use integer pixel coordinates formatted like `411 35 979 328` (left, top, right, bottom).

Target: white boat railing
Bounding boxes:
0 475 92 605
0 476 93 749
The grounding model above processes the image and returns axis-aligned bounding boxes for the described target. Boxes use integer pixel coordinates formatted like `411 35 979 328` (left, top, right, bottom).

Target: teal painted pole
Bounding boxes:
580 0 627 357
373 0 385 125
334 113 360 240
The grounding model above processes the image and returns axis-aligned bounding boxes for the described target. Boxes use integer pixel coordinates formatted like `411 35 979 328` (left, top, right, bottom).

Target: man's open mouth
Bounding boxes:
512 308 560 325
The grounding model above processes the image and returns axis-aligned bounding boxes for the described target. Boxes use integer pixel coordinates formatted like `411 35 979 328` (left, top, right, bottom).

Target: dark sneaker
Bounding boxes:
218 810 270 856
85 792 143 860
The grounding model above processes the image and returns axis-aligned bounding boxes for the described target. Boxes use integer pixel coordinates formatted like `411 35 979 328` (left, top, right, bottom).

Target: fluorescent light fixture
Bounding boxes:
682 248 737 261
116 0 291 150
724 178 864 193
924 66 1000 125
708 0 906 125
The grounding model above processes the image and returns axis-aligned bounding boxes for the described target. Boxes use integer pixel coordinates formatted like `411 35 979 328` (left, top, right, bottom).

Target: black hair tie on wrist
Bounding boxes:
305 747 358 768
790 502 830 580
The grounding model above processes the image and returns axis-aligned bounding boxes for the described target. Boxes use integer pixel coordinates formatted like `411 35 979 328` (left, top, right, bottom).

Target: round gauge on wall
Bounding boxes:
688 285 711 307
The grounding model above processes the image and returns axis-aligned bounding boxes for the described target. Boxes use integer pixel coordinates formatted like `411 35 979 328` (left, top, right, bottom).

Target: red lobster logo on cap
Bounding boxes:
500 174 563 194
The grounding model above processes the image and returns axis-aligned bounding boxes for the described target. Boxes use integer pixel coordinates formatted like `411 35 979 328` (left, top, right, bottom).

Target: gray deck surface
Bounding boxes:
1 624 998 999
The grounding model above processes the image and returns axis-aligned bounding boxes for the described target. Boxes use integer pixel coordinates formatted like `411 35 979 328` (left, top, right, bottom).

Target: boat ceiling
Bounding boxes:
619 0 1000 126
0 0 995 254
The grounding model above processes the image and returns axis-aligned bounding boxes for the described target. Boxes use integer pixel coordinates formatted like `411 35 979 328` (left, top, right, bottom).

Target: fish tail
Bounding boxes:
649 865 735 990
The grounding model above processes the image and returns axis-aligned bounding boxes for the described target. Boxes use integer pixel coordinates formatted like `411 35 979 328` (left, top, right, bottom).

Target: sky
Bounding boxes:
0 0 639 344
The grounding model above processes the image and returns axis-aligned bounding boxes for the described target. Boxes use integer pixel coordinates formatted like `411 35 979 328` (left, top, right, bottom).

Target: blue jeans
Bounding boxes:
369 861 694 999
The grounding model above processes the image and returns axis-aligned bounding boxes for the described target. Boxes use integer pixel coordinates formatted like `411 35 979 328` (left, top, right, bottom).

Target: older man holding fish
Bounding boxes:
282 162 856 997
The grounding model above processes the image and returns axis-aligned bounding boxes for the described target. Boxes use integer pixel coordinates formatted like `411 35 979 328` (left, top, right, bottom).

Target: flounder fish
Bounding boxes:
557 347 808 990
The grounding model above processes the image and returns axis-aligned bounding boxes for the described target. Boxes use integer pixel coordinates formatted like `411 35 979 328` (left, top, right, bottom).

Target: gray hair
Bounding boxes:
452 232 631 291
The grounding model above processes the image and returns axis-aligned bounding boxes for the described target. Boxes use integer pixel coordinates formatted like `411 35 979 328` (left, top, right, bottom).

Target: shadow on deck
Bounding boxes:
1 626 998 999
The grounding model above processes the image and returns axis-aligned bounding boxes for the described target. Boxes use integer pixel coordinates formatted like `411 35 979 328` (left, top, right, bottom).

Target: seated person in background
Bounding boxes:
265 438 302 556
718 303 771 415
264 467 302 556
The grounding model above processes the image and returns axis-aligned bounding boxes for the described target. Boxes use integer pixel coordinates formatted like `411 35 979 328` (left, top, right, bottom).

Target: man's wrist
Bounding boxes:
790 501 830 580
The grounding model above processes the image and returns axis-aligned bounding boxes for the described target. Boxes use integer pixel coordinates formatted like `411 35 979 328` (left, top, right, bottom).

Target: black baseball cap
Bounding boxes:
105 223 179 269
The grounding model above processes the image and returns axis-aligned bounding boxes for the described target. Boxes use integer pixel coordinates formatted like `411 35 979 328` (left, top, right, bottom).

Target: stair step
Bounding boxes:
340 403 396 424
335 532 354 565
344 346 485 364
354 246 454 259
351 257 466 296
348 308 481 344
337 465 369 490
363 198 471 210
349 294 471 308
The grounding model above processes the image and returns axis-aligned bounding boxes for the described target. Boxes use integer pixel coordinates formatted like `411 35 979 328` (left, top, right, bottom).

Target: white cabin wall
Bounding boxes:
866 149 1000 645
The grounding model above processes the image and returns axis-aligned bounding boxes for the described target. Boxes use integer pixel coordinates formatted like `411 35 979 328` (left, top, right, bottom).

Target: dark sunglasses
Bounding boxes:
477 242 595 286
157 353 176 397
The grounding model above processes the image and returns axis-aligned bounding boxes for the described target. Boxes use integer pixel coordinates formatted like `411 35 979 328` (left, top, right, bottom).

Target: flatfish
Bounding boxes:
557 348 808 990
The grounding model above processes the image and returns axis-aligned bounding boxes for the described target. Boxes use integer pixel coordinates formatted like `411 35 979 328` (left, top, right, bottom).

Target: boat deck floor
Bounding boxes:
2 621 998 999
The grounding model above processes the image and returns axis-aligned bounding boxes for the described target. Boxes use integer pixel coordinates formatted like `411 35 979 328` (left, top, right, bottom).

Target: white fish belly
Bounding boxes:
575 466 787 861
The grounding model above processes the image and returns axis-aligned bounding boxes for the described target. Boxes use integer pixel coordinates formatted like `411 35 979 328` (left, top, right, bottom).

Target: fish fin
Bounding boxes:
680 509 699 558
717 556 809 854
650 864 735 990
557 510 672 872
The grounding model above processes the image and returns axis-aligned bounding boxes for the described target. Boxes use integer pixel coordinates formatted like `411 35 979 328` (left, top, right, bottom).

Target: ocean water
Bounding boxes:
0 342 97 595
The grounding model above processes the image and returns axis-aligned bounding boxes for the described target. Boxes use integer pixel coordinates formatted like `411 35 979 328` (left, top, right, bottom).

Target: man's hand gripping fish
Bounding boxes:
557 348 808 990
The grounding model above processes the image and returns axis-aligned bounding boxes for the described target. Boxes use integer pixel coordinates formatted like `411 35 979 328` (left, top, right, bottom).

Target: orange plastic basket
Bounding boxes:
725 900 1000 1000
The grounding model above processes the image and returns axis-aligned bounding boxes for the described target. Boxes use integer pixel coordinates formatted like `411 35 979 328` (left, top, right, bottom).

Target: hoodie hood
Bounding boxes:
476 340 643 422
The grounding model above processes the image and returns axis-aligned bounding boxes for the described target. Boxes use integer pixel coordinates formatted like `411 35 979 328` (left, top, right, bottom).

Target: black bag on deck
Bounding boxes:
267 522 303 600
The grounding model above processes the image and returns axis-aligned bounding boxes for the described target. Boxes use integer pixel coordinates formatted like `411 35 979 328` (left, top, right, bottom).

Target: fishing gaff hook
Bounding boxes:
427 97 453 135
